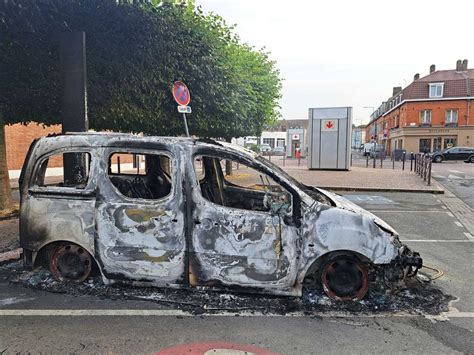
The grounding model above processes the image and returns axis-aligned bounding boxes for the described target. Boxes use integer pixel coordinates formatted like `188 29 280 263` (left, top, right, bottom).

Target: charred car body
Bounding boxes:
19 133 422 300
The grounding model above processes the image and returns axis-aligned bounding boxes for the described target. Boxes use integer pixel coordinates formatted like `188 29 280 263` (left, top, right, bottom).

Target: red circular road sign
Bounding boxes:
172 81 191 106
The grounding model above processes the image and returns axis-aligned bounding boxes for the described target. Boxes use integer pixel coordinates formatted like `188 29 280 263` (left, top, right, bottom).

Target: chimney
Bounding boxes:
456 59 463 71
430 64 436 73
462 59 468 71
392 86 402 96
414 73 420 81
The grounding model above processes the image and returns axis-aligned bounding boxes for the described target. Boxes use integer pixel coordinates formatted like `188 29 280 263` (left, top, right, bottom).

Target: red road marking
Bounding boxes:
157 341 278 355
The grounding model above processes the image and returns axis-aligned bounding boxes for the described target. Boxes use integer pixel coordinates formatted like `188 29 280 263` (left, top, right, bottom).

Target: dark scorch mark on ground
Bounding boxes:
2 261 454 316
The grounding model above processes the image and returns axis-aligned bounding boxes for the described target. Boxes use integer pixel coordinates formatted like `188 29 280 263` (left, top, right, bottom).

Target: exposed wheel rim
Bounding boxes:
470 157 474 163
434 156 442 163
50 244 92 282
321 257 369 301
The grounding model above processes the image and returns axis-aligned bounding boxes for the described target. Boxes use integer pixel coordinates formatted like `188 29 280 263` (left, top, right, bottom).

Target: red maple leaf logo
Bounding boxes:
326 121 334 129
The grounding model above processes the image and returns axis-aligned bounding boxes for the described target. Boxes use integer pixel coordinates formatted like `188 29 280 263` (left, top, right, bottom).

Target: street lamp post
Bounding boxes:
364 106 376 168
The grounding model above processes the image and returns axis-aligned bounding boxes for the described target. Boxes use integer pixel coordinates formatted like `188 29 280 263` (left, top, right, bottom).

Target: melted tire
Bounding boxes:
320 255 369 301
49 243 92 283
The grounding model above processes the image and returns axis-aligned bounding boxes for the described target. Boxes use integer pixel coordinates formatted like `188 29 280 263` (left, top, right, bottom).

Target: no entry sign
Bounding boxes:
172 81 191 106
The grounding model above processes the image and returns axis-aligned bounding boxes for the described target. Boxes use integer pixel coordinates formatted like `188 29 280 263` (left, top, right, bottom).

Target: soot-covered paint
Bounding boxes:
19 133 422 298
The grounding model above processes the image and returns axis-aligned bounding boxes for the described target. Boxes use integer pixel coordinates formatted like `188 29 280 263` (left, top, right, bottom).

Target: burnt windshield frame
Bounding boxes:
256 156 308 192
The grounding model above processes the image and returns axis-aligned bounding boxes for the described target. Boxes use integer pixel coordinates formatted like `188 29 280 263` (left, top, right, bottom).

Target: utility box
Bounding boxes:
307 107 352 170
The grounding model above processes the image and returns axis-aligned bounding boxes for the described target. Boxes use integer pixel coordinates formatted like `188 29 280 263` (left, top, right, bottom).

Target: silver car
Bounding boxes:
19 133 422 301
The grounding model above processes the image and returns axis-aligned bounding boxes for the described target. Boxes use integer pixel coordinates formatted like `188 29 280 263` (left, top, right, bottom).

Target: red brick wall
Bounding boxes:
5 122 62 170
400 100 472 127
366 99 474 140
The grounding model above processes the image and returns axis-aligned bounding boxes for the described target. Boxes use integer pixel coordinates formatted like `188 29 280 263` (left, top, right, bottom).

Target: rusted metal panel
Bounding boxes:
19 133 422 300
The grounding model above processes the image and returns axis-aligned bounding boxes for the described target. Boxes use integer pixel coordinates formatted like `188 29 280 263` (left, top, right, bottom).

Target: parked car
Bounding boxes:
272 146 286 156
19 134 422 301
428 146 474 163
259 143 272 154
369 144 385 159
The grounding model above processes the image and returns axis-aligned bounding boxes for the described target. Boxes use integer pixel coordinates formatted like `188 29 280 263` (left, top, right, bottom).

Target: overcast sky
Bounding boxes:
196 0 474 124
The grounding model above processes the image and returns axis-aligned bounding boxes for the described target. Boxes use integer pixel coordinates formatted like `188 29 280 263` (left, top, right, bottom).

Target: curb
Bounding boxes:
321 186 445 194
0 248 22 264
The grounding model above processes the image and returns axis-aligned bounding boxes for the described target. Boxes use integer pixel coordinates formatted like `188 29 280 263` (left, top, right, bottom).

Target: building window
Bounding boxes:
276 138 285 147
429 83 444 98
445 109 458 125
443 137 457 149
419 139 431 153
433 137 442 152
262 138 275 148
420 110 432 125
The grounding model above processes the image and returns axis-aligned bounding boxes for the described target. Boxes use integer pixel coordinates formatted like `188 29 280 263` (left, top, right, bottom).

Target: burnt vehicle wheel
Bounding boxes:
49 243 92 282
320 255 369 301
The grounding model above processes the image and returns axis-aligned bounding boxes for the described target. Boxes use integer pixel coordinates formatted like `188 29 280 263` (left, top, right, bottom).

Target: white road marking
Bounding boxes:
400 240 474 243
464 232 474 240
1 309 474 319
446 211 454 217
447 174 462 180
441 206 447 210
372 210 447 213
454 221 463 227
448 170 464 174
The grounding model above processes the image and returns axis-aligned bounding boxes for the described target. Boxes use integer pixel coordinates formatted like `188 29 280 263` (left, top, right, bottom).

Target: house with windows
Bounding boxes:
365 59 473 154
235 118 309 158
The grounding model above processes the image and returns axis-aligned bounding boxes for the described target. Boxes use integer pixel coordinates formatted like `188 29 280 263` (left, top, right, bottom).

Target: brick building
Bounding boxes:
5 122 61 177
366 59 473 154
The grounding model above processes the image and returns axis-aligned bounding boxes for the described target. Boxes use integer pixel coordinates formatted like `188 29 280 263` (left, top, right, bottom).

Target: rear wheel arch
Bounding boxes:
35 240 101 279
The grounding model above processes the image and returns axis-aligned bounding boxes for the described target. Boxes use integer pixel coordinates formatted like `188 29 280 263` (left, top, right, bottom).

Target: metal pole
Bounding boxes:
392 152 395 169
366 154 369 168
402 152 406 171
380 153 383 168
182 113 190 137
373 153 376 168
427 159 432 185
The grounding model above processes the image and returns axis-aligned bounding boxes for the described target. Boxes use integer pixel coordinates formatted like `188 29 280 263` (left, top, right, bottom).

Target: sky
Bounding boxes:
196 0 474 125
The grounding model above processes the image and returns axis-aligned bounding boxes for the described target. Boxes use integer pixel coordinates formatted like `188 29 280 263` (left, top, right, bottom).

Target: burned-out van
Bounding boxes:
19 133 422 300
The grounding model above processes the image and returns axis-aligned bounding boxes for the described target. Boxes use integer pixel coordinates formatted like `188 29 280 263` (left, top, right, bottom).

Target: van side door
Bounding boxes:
94 146 186 286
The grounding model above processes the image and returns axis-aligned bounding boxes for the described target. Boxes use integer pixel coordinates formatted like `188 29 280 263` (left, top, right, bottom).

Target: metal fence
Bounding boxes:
414 153 432 185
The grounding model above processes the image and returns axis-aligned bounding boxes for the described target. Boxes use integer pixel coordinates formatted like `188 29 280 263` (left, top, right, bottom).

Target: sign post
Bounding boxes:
172 81 191 137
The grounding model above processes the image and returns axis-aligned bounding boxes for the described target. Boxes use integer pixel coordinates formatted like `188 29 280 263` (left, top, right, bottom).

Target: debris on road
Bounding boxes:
1 261 453 316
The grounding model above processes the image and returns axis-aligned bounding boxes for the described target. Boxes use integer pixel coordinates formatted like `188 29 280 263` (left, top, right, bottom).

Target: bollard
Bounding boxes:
423 157 427 181
283 154 285 167
366 154 369 168
427 159 432 185
410 152 413 171
402 152 406 171
351 153 353 167
117 156 121 174
392 152 395 169
380 153 383 168
373 154 376 168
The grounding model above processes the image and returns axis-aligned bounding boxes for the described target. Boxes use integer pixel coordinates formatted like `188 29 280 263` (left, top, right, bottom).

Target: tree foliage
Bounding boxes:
0 0 282 139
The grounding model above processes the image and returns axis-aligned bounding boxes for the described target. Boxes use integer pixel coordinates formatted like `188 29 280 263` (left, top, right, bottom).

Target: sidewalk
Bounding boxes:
263 155 444 193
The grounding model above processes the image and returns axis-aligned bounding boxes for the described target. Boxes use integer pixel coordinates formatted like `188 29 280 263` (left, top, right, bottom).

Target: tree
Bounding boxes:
0 0 282 210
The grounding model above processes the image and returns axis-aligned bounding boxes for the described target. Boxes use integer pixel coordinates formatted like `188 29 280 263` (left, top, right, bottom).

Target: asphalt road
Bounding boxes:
1 192 473 354
431 161 474 208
